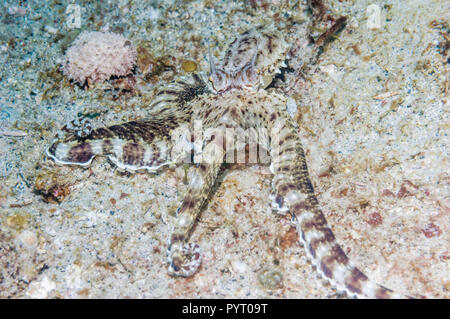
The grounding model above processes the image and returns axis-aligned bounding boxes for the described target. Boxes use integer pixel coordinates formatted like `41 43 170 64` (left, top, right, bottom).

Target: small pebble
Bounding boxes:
257 267 283 290
45 25 58 34
286 97 298 119
26 275 56 298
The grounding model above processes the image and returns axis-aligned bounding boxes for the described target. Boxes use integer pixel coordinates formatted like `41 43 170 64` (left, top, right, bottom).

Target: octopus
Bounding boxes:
44 1 407 298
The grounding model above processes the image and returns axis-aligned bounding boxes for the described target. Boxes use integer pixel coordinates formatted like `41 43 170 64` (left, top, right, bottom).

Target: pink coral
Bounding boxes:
62 31 137 85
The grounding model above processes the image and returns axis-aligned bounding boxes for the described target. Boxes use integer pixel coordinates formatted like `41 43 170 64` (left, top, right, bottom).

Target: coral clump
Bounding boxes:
62 31 137 85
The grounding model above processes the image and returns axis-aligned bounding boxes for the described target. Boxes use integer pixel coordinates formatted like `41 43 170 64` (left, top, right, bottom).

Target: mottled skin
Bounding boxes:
44 3 408 298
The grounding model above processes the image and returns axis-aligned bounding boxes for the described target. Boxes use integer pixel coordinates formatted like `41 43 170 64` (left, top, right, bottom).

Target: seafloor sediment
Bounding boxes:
0 0 448 298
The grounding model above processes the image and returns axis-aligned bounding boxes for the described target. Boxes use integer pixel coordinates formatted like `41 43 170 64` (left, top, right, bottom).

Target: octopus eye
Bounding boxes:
208 49 230 93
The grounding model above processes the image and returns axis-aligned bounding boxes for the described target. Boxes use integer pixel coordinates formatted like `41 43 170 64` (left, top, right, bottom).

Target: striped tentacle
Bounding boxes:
268 112 403 299
47 74 208 171
47 118 180 170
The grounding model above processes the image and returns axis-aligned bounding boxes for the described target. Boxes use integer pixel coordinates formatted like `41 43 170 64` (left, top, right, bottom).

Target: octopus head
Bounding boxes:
208 49 260 94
